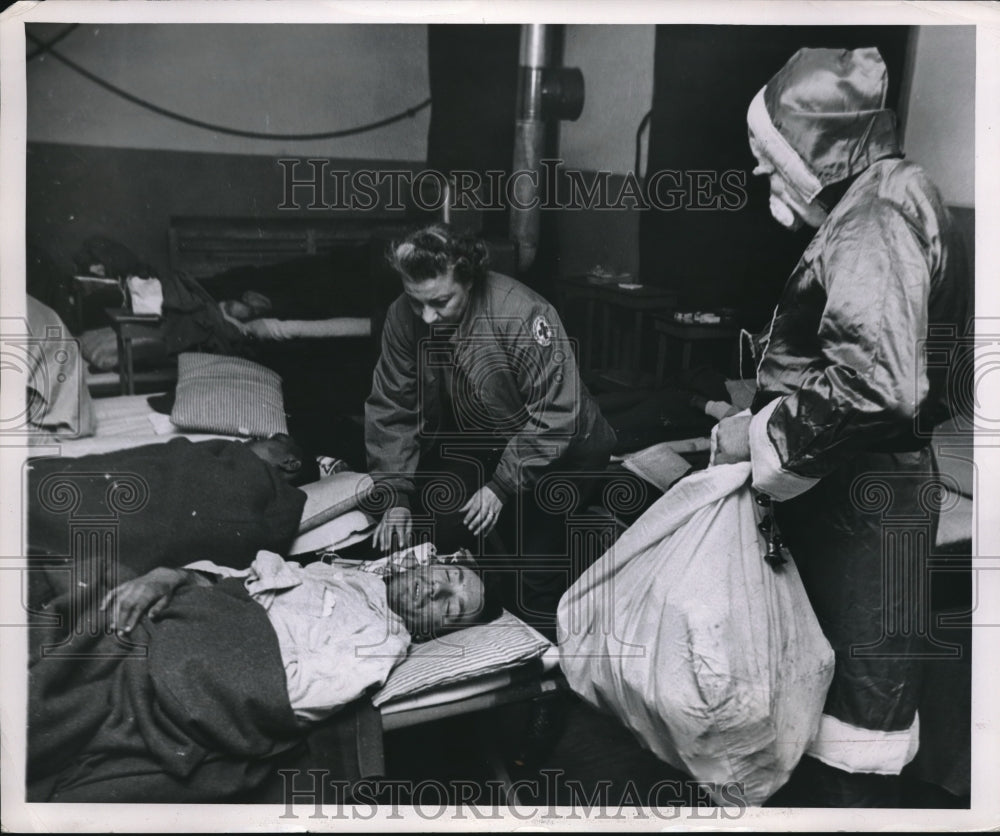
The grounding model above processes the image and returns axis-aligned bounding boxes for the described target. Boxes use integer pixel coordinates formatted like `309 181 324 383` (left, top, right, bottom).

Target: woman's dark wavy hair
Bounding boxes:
386 223 490 286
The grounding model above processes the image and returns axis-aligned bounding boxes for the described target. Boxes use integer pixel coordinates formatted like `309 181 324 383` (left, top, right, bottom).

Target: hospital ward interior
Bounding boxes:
17 22 976 810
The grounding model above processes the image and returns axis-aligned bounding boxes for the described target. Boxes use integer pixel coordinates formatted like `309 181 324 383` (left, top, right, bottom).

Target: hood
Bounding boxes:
747 46 901 203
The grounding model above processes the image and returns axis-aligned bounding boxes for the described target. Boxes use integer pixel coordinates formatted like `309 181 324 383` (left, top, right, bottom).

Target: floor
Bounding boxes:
384 696 970 813
383 692 701 810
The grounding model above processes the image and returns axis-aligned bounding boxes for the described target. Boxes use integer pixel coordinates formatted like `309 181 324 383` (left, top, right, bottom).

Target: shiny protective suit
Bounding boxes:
746 48 969 776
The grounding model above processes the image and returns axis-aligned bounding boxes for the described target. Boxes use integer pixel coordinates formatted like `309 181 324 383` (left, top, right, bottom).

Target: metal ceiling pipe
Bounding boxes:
510 24 549 272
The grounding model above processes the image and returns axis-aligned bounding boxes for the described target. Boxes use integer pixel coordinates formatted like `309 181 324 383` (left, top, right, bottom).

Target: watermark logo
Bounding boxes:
918 319 998 438
0 320 89 438
16 467 152 658
277 769 749 820
277 158 749 213
414 324 581 441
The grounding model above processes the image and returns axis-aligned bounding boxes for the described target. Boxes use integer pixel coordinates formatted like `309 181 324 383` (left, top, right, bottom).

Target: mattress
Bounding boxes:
33 394 234 458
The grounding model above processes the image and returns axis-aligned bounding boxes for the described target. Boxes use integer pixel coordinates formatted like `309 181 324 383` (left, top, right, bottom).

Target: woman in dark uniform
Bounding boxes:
365 224 616 638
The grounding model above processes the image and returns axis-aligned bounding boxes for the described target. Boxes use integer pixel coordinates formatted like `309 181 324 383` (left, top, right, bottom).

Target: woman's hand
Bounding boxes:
714 414 753 464
374 506 413 554
461 485 504 537
99 567 191 636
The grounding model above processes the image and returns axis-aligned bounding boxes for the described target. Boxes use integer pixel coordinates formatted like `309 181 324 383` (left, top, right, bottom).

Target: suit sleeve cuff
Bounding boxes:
486 476 514 505
749 398 820 502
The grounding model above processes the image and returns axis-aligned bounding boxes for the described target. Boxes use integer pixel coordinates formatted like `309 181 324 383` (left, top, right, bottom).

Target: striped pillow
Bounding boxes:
372 611 551 707
170 353 288 437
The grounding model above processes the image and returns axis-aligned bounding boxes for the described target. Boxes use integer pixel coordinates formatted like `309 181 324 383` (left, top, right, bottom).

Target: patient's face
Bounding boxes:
385 562 485 637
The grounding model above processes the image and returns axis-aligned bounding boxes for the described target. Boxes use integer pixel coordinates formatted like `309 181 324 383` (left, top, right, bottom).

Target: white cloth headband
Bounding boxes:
746 87 823 204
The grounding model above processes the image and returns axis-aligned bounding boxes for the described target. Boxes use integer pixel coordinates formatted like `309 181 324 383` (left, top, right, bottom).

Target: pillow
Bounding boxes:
372 611 551 707
289 509 375 555
298 471 374 533
170 353 287 437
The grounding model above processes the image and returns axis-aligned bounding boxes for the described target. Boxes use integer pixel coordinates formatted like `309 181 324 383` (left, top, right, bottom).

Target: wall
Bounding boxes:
27 22 658 281
26 23 429 274
26 143 422 278
551 23 977 286
903 26 976 208
560 25 656 175
903 25 977 308
27 23 429 160
553 25 656 279
25 23 976 284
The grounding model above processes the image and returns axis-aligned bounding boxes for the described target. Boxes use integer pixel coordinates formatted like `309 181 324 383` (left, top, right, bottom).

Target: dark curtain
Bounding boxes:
640 25 911 329
426 25 520 239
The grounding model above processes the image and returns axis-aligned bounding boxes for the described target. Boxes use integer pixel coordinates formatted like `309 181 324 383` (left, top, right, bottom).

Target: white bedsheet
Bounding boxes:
32 394 234 458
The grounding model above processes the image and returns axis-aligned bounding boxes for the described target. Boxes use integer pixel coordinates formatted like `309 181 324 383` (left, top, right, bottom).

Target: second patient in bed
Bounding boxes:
219 289 372 341
244 433 319 486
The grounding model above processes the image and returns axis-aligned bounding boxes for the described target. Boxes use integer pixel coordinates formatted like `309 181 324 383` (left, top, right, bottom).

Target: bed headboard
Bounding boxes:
168 216 416 278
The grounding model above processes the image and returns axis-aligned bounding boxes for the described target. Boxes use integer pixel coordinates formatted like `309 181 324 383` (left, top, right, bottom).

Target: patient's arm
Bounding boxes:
99 566 213 636
242 316 372 341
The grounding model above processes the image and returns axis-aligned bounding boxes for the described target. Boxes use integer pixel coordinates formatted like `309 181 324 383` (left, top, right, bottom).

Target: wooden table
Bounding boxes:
653 316 742 384
552 276 676 386
105 308 163 395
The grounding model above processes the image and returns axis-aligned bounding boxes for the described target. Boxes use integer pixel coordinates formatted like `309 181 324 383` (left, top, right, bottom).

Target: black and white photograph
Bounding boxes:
1 1 997 830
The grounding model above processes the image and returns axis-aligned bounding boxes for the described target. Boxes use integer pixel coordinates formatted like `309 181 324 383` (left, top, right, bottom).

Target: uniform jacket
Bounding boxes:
365 272 616 507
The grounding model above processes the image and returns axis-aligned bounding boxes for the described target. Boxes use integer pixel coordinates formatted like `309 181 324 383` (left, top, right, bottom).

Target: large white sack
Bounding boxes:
557 462 834 806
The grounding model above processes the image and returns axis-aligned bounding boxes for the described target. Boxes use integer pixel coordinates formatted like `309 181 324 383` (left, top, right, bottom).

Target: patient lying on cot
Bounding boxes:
219 289 371 341
27 541 504 801
100 545 503 722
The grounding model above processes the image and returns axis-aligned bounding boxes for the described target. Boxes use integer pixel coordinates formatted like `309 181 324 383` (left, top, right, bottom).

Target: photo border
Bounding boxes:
2 0 998 830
